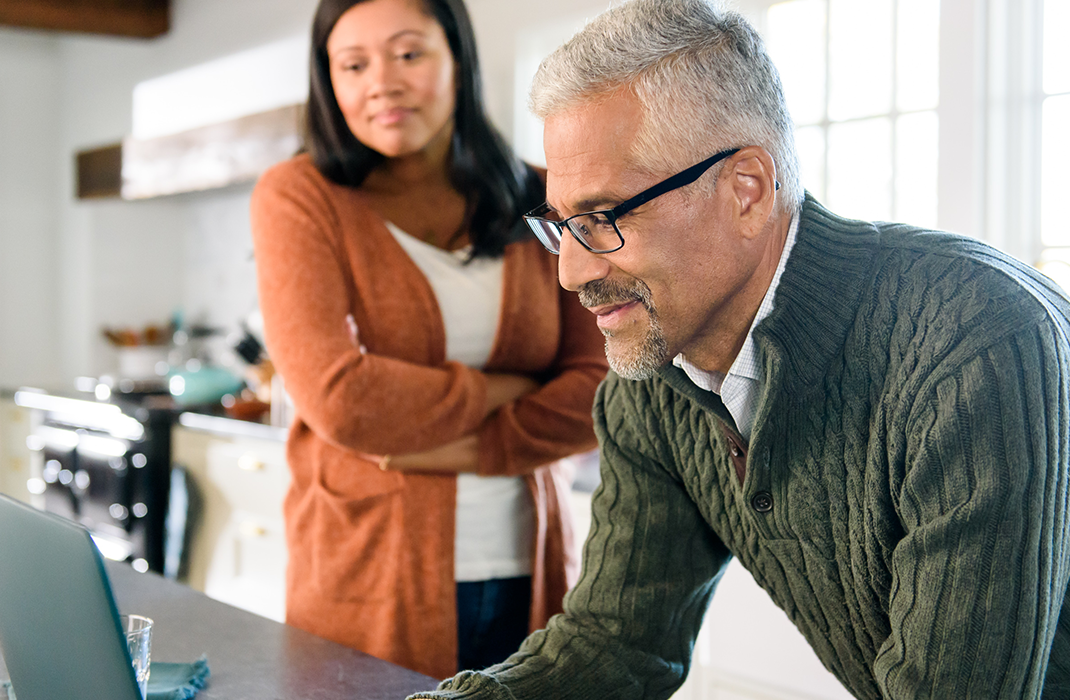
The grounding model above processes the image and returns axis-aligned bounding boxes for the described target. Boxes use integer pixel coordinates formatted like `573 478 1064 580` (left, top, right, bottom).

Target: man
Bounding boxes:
410 0 1070 697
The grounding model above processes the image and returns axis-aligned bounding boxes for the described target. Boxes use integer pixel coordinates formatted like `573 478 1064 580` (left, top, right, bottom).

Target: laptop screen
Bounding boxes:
0 494 142 700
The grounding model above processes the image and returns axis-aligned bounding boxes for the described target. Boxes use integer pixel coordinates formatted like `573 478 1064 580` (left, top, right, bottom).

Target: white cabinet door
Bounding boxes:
0 399 35 504
174 427 289 622
202 437 289 622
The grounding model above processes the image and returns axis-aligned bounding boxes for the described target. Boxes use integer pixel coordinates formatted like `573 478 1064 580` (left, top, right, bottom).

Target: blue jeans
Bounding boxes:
456 576 531 672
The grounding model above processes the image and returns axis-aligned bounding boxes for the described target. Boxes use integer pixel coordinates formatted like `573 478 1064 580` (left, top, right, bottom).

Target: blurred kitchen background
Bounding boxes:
0 1 1066 699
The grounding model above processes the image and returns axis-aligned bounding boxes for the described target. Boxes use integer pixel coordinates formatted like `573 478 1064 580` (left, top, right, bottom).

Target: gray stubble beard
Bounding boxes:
579 277 670 381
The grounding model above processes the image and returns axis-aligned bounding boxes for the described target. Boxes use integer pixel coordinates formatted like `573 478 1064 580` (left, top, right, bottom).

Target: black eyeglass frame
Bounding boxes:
524 147 778 255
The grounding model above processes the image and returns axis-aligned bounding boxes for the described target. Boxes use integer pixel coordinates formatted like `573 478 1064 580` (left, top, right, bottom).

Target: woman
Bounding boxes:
249 0 608 680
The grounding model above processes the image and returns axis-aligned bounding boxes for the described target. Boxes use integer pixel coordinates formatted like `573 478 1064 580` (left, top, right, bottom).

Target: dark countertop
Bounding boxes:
107 561 438 700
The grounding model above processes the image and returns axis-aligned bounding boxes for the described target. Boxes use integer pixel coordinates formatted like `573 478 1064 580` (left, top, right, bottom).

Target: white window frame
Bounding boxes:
734 0 1047 265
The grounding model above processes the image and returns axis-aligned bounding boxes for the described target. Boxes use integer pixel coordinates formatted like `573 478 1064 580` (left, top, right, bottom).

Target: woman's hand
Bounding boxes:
385 434 479 473
379 374 538 474
484 372 539 417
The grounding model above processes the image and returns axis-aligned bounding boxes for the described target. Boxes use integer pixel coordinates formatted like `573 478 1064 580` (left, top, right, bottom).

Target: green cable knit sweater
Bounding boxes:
411 196 1070 699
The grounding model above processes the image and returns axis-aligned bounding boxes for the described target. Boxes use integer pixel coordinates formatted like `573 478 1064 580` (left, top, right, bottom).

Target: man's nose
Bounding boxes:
558 229 611 292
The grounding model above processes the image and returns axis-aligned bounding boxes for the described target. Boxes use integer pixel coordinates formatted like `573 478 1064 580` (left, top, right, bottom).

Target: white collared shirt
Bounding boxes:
672 213 799 441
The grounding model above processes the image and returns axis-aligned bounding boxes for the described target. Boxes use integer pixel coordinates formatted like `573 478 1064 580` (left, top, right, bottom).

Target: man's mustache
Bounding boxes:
578 278 654 311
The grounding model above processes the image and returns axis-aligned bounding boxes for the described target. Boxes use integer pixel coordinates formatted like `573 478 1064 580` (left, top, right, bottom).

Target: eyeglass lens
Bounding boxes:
525 218 563 253
563 212 621 253
524 212 623 254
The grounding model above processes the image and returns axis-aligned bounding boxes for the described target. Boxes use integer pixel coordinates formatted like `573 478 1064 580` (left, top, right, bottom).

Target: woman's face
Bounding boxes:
326 0 456 160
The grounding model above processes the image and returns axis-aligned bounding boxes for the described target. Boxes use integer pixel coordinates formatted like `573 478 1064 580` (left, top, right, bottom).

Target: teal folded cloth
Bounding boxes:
147 655 211 700
1 656 209 700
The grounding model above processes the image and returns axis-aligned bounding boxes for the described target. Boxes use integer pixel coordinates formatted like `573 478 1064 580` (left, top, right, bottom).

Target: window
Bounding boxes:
765 0 940 226
1036 0 1070 288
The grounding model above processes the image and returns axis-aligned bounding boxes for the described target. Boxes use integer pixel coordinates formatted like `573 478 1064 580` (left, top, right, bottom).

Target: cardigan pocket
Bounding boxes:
309 456 406 603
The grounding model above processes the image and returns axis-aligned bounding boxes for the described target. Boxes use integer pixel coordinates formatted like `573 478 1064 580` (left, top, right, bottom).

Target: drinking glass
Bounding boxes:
121 614 153 699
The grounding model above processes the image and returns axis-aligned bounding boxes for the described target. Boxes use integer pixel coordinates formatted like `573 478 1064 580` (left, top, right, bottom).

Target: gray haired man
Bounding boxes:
411 0 1070 697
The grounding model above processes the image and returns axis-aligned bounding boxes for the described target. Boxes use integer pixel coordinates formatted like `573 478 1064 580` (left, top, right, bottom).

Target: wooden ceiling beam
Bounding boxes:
0 0 170 39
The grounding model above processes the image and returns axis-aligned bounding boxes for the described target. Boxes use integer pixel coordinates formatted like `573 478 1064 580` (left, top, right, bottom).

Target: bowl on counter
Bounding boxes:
168 364 245 407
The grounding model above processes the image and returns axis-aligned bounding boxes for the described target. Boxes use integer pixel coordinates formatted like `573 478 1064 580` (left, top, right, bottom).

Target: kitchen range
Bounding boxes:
15 386 176 575
11 315 288 579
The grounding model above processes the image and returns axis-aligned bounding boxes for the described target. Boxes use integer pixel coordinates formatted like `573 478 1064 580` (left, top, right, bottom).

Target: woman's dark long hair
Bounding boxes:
306 0 544 258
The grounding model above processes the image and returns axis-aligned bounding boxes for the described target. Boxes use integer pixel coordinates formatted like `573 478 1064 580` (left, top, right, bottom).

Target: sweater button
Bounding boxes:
730 444 742 458
752 491 774 513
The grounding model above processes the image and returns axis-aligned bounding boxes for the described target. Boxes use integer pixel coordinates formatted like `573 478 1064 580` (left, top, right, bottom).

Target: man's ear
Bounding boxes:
727 146 778 240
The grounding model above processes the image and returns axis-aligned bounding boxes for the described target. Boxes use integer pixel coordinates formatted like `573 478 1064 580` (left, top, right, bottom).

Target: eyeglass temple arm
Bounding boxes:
608 148 741 218
607 147 783 218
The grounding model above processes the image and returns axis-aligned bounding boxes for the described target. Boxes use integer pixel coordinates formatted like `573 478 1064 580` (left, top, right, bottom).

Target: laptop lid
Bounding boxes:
0 494 142 700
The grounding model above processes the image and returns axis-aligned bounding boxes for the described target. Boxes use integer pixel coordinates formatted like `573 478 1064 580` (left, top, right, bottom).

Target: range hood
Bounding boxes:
120 102 304 199
76 35 308 200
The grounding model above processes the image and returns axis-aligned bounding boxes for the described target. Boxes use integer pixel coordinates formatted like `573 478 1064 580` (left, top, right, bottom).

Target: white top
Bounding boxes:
387 222 534 581
672 213 800 441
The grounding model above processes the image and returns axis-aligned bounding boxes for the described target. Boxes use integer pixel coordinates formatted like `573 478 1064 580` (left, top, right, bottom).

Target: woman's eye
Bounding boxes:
342 62 366 72
398 49 423 61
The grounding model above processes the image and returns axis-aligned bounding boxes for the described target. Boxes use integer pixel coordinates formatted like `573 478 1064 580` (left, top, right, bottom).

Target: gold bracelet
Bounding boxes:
378 455 391 471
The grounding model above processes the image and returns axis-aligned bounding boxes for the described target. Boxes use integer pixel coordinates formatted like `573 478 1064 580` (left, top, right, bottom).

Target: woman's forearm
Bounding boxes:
384 373 539 473
385 434 480 473
483 372 539 417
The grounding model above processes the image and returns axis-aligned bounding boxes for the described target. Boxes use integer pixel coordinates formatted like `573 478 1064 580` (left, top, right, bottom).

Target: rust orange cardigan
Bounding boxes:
249 155 608 680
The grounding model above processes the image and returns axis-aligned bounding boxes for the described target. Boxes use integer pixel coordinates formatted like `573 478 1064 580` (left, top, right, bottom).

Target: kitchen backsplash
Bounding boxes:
181 182 261 332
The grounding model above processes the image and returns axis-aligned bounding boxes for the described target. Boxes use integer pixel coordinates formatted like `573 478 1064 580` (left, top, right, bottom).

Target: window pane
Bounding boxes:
828 118 892 220
897 0 940 112
768 0 827 125
1037 250 1070 293
828 0 893 121
1042 95 1070 246
1045 0 1070 95
895 110 938 227
795 125 827 201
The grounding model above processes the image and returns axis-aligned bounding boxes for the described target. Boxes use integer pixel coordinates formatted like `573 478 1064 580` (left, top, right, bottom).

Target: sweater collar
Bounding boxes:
658 193 880 409
753 193 880 391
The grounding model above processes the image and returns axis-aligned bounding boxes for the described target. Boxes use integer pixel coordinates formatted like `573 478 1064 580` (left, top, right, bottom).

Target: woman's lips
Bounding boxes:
374 107 413 125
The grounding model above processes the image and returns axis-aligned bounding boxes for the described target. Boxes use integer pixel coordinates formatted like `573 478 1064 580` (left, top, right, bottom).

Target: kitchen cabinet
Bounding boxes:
172 430 598 629
73 104 304 201
0 0 170 38
172 424 289 622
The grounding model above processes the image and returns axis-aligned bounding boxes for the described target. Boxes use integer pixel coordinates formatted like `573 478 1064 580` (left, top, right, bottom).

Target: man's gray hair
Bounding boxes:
530 0 803 215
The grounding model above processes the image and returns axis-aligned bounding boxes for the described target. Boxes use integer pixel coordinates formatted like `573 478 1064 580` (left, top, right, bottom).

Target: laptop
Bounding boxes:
0 494 143 700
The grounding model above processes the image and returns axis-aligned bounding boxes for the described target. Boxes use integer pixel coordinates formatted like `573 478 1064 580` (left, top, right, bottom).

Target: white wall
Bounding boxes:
466 0 613 162
50 0 321 381
0 28 61 388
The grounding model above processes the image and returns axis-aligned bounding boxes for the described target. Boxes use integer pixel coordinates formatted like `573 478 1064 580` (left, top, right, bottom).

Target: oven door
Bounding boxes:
20 390 174 574
75 431 137 557
40 425 135 560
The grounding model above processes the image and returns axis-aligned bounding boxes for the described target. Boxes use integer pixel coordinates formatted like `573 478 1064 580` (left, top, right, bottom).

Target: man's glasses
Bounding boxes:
525 147 776 255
